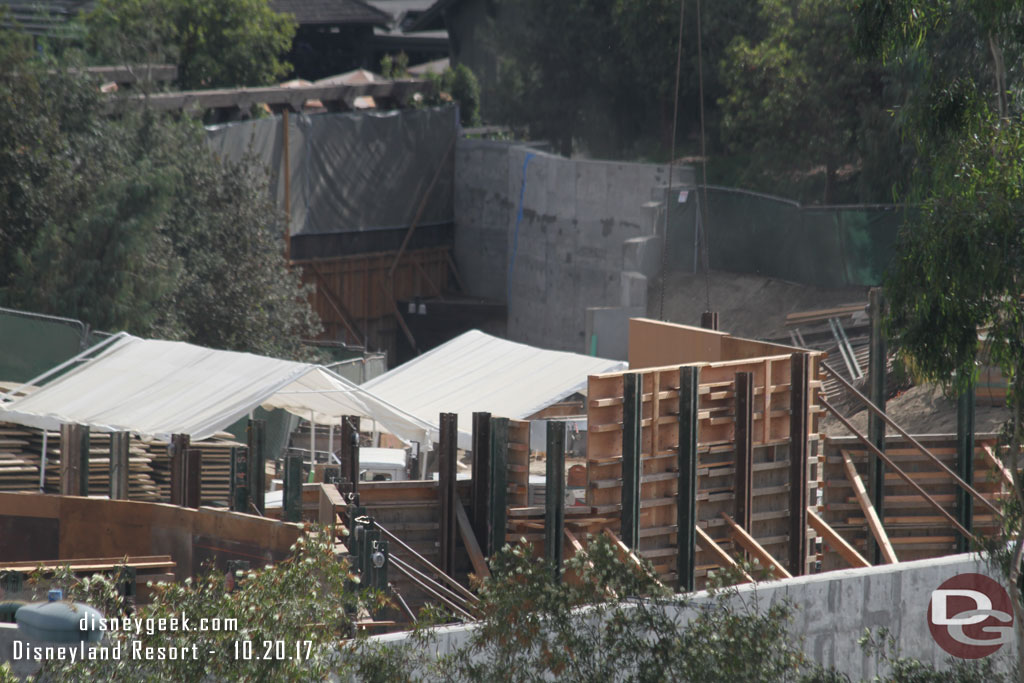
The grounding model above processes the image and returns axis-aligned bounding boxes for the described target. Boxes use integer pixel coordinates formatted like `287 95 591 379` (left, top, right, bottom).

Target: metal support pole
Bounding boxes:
185 448 202 508
169 433 190 506
734 372 753 530
438 412 458 577
247 420 266 515
545 420 566 580
284 453 303 523
109 432 130 500
341 415 361 497
471 411 492 554
956 380 976 553
488 417 509 557
677 366 699 591
77 425 90 496
867 287 886 565
788 353 810 575
39 430 48 492
621 373 642 551
310 411 316 466
230 446 249 513
59 424 82 496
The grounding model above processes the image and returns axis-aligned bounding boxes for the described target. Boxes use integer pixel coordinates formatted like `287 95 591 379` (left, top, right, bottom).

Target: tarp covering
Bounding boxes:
0 334 436 444
206 106 457 236
666 185 903 288
363 330 628 449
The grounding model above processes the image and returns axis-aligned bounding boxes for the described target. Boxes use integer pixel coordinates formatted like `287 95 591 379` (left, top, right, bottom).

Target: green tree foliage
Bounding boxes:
84 0 296 89
857 0 1024 668
0 30 319 357
719 0 908 203
38 531 385 681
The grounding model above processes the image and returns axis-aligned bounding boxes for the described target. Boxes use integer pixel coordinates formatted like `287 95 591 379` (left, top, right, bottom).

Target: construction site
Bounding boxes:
0 37 1015 682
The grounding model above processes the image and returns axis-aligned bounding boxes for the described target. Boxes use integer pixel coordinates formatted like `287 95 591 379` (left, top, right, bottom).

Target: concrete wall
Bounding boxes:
373 552 1016 679
454 139 695 352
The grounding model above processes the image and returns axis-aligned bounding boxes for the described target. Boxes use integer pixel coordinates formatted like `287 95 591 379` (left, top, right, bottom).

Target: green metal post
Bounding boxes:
867 287 887 564
545 420 566 580
677 366 699 592
621 373 642 551
284 454 303 523
489 417 509 557
956 380 976 553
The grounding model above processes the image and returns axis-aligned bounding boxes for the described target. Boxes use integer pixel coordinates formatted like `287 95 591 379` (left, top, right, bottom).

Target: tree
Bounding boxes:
718 0 908 203
84 0 296 89
856 0 1024 674
0 29 320 358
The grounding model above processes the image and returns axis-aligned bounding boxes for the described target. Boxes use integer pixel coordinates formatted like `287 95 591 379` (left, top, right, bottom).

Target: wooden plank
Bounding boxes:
720 512 792 579
455 496 491 579
602 529 667 591
809 508 871 568
841 450 898 564
694 526 753 582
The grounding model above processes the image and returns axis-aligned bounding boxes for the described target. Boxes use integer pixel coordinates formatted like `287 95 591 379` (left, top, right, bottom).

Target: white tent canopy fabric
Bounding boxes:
363 330 628 449
0 333 435 445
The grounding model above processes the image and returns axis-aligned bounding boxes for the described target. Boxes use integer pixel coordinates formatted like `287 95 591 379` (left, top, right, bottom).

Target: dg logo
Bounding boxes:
928 573 1014 659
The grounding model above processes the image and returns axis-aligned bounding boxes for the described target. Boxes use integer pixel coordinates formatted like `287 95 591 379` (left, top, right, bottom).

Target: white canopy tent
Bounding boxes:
362 330 628 450
0 333 436 446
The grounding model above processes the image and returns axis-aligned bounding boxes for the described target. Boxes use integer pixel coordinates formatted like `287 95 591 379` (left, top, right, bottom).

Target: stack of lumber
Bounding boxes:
0 425 40 491
146 434 241 505
25 430 161 501
0 421 239 505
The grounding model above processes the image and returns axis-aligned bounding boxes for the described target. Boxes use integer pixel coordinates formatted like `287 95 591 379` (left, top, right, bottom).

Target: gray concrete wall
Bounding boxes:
454 139 694 352
373 552 1017 679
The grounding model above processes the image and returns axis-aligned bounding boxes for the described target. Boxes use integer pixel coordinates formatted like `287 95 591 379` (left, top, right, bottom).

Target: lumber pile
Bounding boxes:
0 422 238 505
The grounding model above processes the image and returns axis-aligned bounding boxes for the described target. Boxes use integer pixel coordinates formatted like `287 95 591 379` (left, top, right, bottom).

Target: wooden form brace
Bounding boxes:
807 508 869 568
695 525 753 583
721 512 792 579
841 450 898 564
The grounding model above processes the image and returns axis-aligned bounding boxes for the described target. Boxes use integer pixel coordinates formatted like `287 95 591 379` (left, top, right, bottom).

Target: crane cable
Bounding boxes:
696 0 713 314
658 0 685 321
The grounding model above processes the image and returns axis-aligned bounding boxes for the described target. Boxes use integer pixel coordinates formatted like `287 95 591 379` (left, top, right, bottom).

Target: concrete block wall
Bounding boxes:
373 552 1017 679
454 139 695 352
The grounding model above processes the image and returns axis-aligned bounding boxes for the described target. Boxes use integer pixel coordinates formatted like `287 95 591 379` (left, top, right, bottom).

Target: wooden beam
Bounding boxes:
456 496 491 579
821 397 974 538
841 450 898 564
720 512 792 579
982 444 1014 488
694 526 753 583
602 529 667 591
807 507 870 568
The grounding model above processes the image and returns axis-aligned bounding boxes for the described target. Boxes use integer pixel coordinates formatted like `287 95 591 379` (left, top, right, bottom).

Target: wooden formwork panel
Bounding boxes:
507 419 530 508
296 247 451 344
586 354 822 585
820 435 1006 570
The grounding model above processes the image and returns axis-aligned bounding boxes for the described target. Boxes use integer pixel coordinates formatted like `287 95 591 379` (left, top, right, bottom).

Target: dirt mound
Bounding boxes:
650 270 870 340
820 383 1011 437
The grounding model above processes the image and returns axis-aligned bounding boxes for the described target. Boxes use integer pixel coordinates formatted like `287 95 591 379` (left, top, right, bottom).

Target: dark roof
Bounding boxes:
271 0 392 28
405 0 459 32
